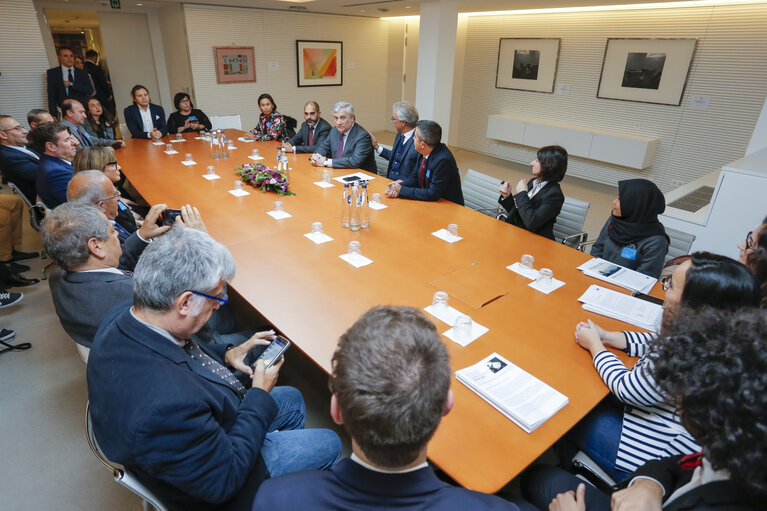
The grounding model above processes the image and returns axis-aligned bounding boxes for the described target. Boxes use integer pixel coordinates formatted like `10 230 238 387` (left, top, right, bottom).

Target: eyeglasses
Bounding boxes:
98 190 121 202
189 283 228 306
0 125 24 132
660 275 672 291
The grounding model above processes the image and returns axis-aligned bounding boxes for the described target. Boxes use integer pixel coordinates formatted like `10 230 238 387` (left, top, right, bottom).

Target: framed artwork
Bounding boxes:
597 38 697 105
214 46 256 84
296 40 343 87
496 38 561 93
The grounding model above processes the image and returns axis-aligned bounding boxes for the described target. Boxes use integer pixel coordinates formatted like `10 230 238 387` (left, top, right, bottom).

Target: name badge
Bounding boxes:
425 170 431 180
621 246 638 260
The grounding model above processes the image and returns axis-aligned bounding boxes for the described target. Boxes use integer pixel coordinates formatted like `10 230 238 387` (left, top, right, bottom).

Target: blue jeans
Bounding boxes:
260 386 342 478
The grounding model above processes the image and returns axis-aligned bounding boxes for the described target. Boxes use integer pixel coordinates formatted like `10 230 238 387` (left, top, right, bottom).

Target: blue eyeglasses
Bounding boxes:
188 284 228 306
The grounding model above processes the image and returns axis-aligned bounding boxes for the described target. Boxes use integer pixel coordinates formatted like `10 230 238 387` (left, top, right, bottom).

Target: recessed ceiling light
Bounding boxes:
136 2 143 5
405 5 411 8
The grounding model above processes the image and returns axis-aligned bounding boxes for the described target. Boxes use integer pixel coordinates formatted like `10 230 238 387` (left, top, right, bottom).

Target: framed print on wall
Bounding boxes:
297 40 343 87
214 46 256 84
597 38 697 105
496 38 561 93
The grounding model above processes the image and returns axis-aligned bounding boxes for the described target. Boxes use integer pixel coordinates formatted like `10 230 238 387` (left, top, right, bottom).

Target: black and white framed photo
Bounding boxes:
597 38 697 105
496 38 561 93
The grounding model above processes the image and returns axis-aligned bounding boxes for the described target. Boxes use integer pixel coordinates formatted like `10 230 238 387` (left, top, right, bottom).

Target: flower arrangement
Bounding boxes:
235 163 294 196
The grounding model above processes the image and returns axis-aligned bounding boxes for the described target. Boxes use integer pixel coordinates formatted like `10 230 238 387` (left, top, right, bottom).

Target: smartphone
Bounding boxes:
188 115 197 121
631 291 667 307
254 336 291 369
342 175 360 183
161 208 182 226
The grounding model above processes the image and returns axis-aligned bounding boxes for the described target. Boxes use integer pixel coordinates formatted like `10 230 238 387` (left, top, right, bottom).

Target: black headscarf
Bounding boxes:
608 179 669 245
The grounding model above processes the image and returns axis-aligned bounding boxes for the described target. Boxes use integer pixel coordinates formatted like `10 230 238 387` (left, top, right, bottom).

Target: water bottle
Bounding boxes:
349 184 361 232
210 130 221 160
341 183 351 228
220 131 229 159
276 149 283 170
360 181 370 229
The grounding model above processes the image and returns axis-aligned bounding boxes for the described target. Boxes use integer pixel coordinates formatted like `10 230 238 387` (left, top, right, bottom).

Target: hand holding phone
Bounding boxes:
253 336 291 369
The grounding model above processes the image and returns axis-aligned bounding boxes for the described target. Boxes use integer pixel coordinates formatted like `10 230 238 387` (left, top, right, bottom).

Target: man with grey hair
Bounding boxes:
385 120 464 205
310 101 377 174
254 306 516 510
87 228 341 510
369 101 420 181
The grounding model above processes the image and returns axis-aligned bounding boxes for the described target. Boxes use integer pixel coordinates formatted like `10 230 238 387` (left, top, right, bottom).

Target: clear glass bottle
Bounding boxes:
341 183 351 228
349 184 361 231
359 181 370 229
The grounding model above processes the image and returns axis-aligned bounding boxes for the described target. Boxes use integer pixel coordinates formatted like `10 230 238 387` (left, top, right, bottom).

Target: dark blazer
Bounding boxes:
380 130 418 182
88 305 278 511
36 154 73 208
253 458 517 511
0 145 39 200
117 229 149 272
315 123 377 174
399 143 464 205
167 109 212 134
124 103 168 139
84 61 112 105
46 66 94 116
287 118 331 154
48 268 133 347
499 179 564 241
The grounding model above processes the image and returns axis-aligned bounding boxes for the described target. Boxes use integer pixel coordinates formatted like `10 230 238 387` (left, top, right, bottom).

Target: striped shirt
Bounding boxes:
593 331 701 473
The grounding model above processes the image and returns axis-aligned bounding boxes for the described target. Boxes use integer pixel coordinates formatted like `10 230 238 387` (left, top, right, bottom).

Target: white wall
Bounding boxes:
158 4 193 102
184 5 391 133
454 4 767 191
0 0 50 125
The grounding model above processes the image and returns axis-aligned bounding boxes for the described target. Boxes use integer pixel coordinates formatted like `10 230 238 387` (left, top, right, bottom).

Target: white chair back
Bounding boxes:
553 196 591 248
664 227 696 263
462 169 502 216
210 115 242 131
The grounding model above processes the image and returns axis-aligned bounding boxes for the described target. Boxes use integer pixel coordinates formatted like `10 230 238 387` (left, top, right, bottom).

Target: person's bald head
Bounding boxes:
67 170 119 220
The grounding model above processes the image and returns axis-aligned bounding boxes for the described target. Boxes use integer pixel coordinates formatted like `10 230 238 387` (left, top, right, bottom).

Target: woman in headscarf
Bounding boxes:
590 179 669 278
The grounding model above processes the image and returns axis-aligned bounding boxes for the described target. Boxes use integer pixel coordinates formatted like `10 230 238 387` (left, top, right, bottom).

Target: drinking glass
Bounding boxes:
311 222 323 234
454 315 473 341
234 181 244 191
175 133 183 141
273 201 284 212
184 153 193 162
321 173 331 184
447 224 459 237
347 241 361 255
537 268 554 286
371 193 382 204
432 291 449 312
165 144 173 152
521 254 535 269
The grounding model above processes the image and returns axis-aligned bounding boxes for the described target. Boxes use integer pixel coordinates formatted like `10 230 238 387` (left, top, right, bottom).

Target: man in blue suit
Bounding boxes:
310 101 377 174
123 84 167 139
283 101 331 154
0 115 40 201
253 306 518 511
385 120 464 205
370 101 420 181
46 47 94 118
28 122 78 209
88 228 341 511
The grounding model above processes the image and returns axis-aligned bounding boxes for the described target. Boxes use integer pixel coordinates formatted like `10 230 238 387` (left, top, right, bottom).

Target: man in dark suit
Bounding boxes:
27 108 55 129
283 101 331 154
310 101 377 174
61 99 125 150
46 46 94 118
27 122 78 209
88 227 341 510
385 120 464 205
84 49 115 116
370 101 420 181
0 115 40 200
123 85 167 139
254 306 517 511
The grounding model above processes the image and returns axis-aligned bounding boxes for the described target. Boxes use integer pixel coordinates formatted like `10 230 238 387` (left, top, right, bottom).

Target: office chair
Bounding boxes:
664 227 696 264
210 115 242 131
375 143 391 176
553 196 591 249
8 182 56 280
462 169 504 217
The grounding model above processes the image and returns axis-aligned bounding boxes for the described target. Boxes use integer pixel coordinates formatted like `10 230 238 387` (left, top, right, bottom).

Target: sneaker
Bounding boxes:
0 328 14 342
12 250 39 262
0 291 23 308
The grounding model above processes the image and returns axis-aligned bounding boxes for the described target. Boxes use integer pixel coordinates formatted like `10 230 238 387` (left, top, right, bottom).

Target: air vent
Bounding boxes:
668 186 715 213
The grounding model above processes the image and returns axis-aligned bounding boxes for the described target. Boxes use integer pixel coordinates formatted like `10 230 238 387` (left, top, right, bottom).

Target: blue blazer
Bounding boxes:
380 130 418 182
36 154 73 208
287 117 331 153
0 145 39 201
400 143 464 205
46 66 94 116
124 103 168 139
88 305 278 511
253 458 517 511
316 123 378 174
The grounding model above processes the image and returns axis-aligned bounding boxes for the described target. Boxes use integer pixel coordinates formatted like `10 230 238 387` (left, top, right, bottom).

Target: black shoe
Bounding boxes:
6 273 39 287
0 328 14 341
12 250 39 262
2 261 31 274
0 291 23 308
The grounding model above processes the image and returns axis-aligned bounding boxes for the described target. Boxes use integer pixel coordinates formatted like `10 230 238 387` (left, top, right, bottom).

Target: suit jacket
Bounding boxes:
287 118 331 153
499 179 564 241
0 145 39 200
380 130 418 182
117 229 149 272
47 66 94 116
632 456 756 511
88 305 278 511
400 143 464 205
36 154 73 208
124 103 168 139
253 458 517 511
48 268 132 347
62 119 115 148
84 61 112 104
316 123 377 174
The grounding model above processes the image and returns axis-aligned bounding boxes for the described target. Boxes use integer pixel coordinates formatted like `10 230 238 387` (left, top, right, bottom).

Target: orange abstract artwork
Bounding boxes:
303 48 337 80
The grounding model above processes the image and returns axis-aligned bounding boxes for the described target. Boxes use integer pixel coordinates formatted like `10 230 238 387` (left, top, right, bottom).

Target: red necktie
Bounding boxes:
308 126 314 146
336 133 345 158
77 127 91 147
418 158 427 188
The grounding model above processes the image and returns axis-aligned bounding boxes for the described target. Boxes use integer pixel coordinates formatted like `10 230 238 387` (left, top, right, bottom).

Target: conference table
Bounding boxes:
118 130 643 494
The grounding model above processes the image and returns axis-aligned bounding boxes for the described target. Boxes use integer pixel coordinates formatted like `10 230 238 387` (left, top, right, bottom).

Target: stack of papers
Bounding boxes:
578 285 663 332
578 258 656 294
456 353 568 433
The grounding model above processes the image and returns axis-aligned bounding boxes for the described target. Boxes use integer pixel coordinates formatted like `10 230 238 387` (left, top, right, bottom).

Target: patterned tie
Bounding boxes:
184 340 247 398
418 158 427 188
336 132 345 158
77 127 92 147
308 126 314 146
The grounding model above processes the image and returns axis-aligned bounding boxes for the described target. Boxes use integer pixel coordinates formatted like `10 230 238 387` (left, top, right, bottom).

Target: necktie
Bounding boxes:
77 127 91 147
113 222 131 242
184 340 247 398
336 133 345 158
67 68 74 96
308 126 314 146
418 158 427 188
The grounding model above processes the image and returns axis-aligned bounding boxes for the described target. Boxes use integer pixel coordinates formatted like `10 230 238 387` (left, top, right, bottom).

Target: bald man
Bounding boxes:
283 101 332 154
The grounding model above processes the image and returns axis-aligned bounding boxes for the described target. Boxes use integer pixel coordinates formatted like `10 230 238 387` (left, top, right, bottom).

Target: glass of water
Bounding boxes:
454 314 473 341
447 224 459 237
311 222 323 234
537 268 553 286
432 291 449 312
273 201 283 212
347 241 361 255
184 153 193 162
521 254 535 269
165 143 173 152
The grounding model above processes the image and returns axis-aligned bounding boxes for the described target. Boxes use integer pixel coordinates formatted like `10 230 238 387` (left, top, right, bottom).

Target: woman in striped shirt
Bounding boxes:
565 252 762 482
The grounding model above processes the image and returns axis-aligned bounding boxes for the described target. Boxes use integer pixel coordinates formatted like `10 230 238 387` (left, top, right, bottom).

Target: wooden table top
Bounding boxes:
117 130 643 493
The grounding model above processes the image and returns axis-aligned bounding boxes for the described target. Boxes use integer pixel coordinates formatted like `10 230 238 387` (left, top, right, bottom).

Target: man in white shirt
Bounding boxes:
46 46 94 118
61 99 125 150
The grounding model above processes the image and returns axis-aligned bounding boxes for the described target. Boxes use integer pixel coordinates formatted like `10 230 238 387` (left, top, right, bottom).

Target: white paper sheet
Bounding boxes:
369 201 387 210
152 141 164 146
443 321 490 347
181 160 197 166
333 172 375 184
248 155 264 161
506 262 539 280
237 137 255 143
164 150 178 155
578 285 663 332
266 210 292 220
423 304 463 326
313 181 334 188
170 139 185 143
578 258 656 294
304 232 334 244
431 229 463 243
528 277 565 294
339 253 373 268
202 174 221 180
228 188 250 197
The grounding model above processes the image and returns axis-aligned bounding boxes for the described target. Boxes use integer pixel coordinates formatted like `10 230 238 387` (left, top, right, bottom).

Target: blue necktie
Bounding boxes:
114 222 131 243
